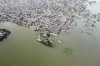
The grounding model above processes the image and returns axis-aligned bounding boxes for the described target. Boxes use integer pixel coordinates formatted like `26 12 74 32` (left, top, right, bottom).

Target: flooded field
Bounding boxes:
0 0 100 66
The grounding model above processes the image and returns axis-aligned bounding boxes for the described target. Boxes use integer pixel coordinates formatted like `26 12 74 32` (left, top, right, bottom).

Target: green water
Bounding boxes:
0 1 100 65
0 21 100 66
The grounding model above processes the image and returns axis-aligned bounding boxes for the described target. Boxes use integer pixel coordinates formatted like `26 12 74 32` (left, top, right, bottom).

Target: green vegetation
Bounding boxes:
0 28 11 42
38 40 53 48
37 32 53 48
63 48 73 55
46 33 50 37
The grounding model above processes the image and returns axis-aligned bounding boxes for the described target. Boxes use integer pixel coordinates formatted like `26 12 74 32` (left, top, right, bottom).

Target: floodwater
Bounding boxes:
0 1 100 66
0 21 100 66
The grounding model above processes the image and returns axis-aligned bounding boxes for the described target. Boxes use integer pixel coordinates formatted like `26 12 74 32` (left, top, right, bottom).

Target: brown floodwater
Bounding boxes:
0 20 100 66
0 0 100 66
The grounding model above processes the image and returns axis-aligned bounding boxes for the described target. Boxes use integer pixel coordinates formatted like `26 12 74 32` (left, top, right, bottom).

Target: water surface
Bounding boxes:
0 0 100 66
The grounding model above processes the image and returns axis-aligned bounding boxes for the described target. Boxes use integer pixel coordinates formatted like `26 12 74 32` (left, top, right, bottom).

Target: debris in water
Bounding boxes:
58 40 62 43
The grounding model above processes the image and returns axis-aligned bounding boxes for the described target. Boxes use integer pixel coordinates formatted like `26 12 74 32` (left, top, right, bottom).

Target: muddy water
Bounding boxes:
0 1 100 66
0 20 100 66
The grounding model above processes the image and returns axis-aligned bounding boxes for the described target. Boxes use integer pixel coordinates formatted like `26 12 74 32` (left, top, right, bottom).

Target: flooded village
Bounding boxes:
0 0 100 66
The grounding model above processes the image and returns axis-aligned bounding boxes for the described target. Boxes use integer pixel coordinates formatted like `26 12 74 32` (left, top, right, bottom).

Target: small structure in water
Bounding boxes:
0 28 11 41
37 32 53 48
38 40 53 48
